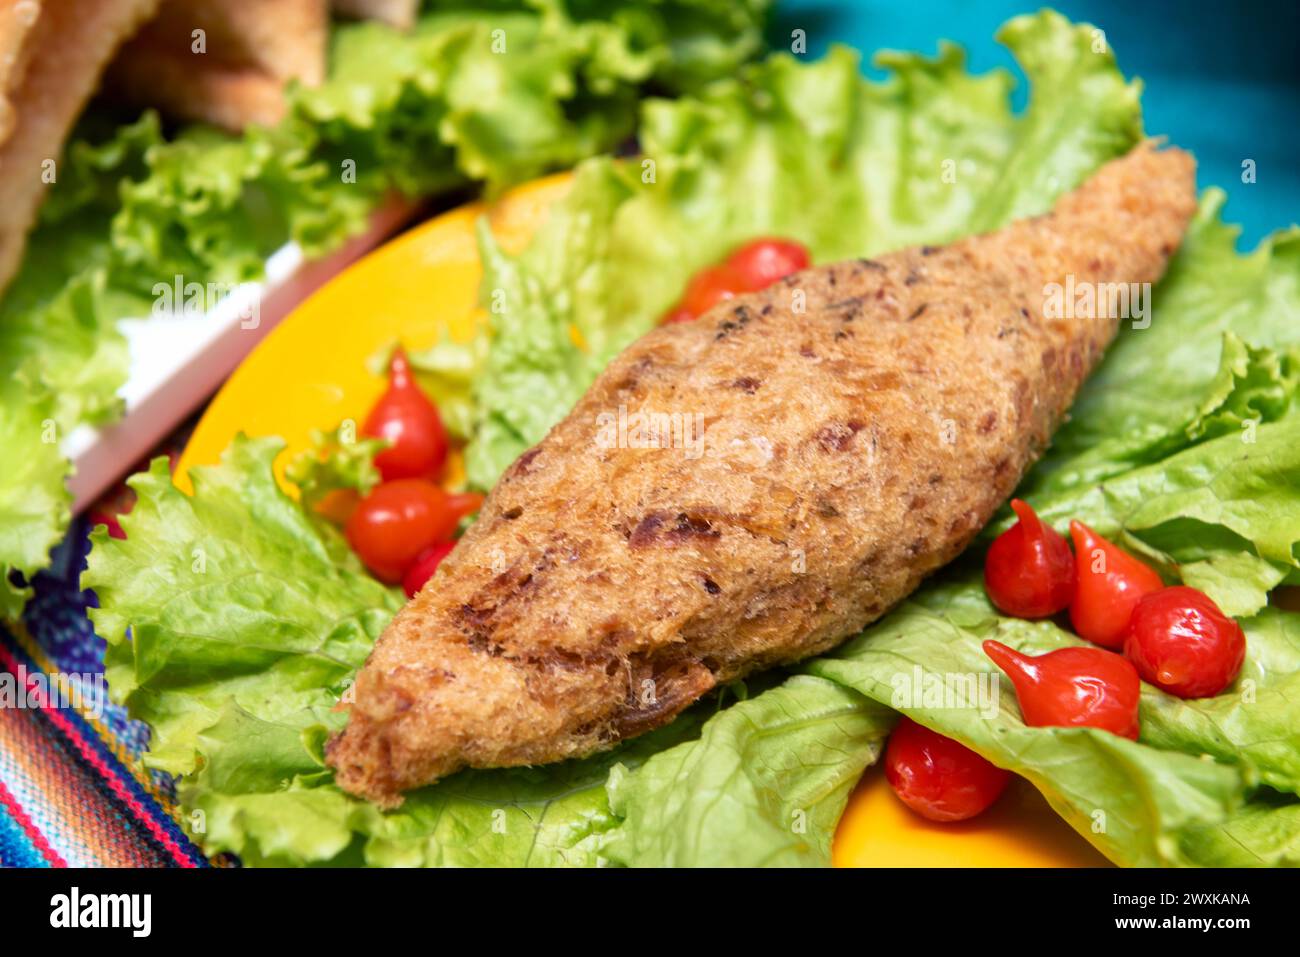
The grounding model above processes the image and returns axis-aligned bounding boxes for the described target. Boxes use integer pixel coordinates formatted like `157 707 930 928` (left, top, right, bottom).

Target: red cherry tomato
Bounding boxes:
662 305 696 324
1124 586 1246 698
680 265 742 316
345 479 459 583
362 348 449 482
983 640 1140 739
884 717 1010 822
724 238 811 291
983 499 1074 618
1068 521 1164 649
402 542 457 599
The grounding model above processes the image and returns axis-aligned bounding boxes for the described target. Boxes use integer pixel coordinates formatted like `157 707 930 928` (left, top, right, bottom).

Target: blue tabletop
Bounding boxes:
772 0 1299 248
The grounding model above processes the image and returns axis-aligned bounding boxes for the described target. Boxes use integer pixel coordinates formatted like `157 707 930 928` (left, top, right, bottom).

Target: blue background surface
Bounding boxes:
770 1 1298 247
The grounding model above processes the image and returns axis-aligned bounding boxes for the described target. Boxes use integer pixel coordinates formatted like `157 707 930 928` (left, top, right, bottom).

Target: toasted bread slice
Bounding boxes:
332 0 417 29
0 0 162 295
106 0 328 130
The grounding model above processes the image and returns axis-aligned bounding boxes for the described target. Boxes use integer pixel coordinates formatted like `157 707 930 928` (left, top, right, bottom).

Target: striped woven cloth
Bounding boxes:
0 517 209 868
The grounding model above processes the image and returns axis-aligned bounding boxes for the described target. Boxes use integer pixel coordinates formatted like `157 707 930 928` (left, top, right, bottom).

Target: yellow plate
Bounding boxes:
178 175 1108 868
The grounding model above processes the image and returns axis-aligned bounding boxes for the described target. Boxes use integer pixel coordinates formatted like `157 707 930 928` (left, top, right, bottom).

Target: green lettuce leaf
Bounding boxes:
0 381 70 618
0 117 164 614
87 438 402 776
1177 797 1300 866
283 424 385 519
299 1 769 193
0 115 162 429
602 676 893 867
430 10 1144 488
175 692 707 868
111 124 369 296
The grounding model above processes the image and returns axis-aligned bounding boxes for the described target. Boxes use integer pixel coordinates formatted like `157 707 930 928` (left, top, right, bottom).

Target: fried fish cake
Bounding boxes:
329 143 1197 806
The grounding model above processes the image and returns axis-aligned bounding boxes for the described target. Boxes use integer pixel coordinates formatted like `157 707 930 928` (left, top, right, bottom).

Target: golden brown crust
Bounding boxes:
104 0 328 131
0 0 163 295
329 143 1198 806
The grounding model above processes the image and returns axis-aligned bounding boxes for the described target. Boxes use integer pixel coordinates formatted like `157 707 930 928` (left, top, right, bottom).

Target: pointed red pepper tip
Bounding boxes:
1009 498 1039 532
388 346 412 386
982 640 1047 706
983 639 1028 678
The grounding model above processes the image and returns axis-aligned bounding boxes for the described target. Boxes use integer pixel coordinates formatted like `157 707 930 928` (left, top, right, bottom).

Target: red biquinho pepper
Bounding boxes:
884 717 1010 822
1068 521 1164 649
983 639 1141 739
983 499 1074 618
1125 586 1246 698
362 348 449 482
